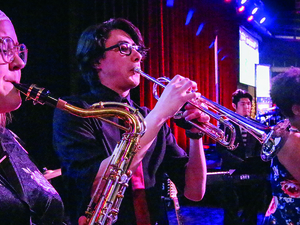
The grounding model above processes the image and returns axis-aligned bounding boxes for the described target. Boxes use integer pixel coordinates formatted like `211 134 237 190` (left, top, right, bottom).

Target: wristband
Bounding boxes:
185 130 204 139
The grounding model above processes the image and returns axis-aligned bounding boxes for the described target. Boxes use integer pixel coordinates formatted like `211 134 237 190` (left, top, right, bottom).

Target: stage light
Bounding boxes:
185 9 194 25
259 17 266 24
196 23 204 36
247 15 254 21
251 7 259 14
166 0 174 7
234 0 270 34
221 56 227 61
238 6 245 12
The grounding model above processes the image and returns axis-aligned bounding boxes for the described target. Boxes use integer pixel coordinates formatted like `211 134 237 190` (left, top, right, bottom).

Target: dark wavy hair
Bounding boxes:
232 89 253 105
270 67 300 118
76 18 145 90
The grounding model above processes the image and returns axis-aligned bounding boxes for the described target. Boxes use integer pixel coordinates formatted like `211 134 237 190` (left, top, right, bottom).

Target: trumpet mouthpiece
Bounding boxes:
134 67 141 73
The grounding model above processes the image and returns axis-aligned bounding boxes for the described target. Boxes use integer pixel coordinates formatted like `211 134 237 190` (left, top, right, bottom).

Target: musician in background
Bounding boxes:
53 18 209 225
0 10 64 224
263 67 300 224
216 89 270 225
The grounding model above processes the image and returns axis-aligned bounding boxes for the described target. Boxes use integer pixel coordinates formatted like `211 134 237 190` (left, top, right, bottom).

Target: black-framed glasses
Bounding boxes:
104 42 148 58
0 36 28 65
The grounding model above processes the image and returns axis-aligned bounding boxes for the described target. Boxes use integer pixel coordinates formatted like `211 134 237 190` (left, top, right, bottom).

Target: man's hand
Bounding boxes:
183 102 210 133
152 75 201 122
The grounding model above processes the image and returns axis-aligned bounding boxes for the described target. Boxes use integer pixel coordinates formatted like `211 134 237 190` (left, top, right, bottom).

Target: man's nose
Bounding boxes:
9 54 25 71
131 48 142 62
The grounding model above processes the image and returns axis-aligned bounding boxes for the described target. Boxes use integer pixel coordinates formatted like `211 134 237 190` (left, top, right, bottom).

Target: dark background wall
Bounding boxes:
3 1 73 170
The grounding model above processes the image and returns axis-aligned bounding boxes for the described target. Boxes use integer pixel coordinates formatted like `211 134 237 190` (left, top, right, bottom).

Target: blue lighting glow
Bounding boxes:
235 0 270 30
251 7 259 14
209 40 215 48
185 10 194 25
166 0 174 7
196 23 204 36
259 17 266 24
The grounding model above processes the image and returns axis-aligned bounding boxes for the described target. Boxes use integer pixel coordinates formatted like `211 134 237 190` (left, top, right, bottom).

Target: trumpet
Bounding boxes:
134 67 280 161
13 83 146 224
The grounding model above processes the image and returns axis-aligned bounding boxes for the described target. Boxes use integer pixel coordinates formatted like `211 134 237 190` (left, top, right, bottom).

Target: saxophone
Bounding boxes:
13 83 146 225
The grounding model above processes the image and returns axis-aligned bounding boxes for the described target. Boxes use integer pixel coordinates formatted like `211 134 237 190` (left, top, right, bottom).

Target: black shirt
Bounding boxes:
53 83 189 225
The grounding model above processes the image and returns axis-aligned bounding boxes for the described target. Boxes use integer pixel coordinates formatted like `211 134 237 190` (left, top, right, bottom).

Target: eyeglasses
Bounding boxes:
0 36 28 65
104 42 148 58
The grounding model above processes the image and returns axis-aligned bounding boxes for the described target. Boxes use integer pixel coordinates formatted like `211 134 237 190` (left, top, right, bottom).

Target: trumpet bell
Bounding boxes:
134 67 286 161
261 119 290 161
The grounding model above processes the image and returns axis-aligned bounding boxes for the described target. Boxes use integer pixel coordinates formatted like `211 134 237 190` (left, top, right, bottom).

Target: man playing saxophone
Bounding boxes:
52 18 209 225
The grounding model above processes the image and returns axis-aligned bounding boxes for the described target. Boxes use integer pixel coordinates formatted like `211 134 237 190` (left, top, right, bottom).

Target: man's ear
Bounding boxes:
292 104 300 116
232 103 237 110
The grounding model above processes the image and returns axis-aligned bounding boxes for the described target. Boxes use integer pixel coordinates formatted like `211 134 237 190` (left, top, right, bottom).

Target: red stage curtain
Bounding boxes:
139 0 239 150
93 0 239 150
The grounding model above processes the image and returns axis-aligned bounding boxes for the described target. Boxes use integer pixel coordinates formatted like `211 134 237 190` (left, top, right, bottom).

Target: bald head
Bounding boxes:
0 10 11 22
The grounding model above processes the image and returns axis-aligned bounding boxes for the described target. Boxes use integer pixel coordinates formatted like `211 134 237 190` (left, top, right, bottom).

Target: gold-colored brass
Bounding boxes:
13 83 146 224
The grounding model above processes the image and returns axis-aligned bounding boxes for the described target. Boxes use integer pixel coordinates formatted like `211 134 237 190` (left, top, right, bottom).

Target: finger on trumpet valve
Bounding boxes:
189 95 202 105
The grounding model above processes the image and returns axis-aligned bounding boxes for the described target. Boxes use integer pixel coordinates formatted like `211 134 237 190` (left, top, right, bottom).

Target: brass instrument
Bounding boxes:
134 67 279 161
13 83 146 225
261 119 291 161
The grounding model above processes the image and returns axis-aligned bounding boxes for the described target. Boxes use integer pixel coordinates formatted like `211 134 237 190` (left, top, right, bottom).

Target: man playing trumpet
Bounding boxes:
53 18 209 225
